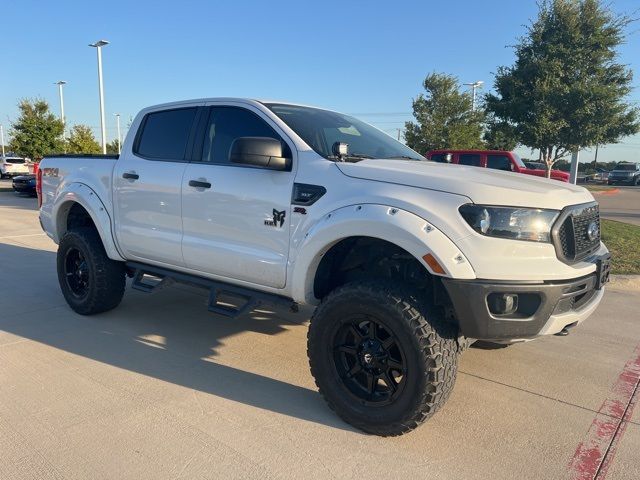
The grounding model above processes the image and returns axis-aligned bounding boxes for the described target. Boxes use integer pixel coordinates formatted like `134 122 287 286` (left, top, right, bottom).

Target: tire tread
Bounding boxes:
307 281 458 436
57 227 125 315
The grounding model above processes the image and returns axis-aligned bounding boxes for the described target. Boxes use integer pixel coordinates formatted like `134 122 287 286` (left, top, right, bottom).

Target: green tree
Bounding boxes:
9 98 64 160
486 0 639 177
66 125 101 154
106 138 121 154
484 117 519 151
404 73 485 153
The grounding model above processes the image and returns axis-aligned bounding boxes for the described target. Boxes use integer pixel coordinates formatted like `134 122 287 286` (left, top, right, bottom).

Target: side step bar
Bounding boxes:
126 261 296 319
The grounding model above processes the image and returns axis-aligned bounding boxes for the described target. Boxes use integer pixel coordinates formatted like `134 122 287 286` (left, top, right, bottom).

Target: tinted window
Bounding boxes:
615 163 637 171
430 153 451 163
201 107 285 164
136 108 197 160
266 103 423 161
5 158 25 164
525 162 545 170
487 155 513 171
458 154 481 166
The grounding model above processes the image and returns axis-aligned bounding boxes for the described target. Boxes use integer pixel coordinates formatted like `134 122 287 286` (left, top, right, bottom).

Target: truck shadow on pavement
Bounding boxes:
0 242 353 432
0 190 38 210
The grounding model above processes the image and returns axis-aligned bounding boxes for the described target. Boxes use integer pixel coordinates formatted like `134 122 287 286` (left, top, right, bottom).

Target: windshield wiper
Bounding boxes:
383 155 422 161
327 153 375 163
343 153 375 163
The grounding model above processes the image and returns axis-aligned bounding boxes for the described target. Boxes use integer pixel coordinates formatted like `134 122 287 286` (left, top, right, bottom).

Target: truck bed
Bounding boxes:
38 154 121 242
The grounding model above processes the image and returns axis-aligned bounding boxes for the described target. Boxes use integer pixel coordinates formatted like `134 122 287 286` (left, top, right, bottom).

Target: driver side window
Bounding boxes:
200 107 289 164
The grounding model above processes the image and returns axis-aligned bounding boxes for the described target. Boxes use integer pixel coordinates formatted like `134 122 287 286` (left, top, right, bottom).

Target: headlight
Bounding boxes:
459 204 559 242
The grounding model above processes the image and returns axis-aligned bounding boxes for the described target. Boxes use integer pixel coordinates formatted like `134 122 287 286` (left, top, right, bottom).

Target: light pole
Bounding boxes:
463 80 484 111
114 113 122 154
0 125 5 157
54 81 67 137
89 40 109 154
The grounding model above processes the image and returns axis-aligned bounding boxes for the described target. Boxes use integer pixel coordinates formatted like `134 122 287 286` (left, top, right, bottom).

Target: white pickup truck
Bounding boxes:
38 98 611 435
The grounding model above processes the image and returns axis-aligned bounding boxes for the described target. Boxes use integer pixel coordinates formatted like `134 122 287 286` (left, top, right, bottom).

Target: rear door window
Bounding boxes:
458 154 481 167
135 108 197 160
487 155 513 171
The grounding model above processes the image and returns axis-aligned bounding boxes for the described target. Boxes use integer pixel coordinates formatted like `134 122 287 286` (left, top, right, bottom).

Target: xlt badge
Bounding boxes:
265 209 286 228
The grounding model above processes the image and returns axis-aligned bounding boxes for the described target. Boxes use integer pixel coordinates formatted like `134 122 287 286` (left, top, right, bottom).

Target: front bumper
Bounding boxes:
442 271 606 342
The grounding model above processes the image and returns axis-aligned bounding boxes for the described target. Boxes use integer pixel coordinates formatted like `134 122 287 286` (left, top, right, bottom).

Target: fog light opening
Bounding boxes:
488 293 519 316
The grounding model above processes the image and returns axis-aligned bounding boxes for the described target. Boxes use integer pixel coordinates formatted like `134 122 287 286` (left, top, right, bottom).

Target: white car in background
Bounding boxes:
0 156 30 178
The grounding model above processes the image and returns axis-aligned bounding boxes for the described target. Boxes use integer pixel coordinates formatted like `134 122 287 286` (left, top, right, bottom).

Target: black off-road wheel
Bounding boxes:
57 227 125 315
308 281 458 436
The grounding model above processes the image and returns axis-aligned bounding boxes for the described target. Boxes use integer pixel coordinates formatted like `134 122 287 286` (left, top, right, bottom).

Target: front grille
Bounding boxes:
552 203 600 264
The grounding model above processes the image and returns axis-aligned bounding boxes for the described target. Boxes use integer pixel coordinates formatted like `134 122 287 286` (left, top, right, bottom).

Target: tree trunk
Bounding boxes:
542 148 553 179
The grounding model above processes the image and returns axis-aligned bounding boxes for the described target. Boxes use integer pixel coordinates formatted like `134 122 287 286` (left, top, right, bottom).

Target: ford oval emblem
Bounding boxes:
587 221 599 241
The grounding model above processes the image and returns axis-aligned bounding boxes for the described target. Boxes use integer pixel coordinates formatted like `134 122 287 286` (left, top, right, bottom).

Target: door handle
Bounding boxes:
122 172 139 180
189 180 212 189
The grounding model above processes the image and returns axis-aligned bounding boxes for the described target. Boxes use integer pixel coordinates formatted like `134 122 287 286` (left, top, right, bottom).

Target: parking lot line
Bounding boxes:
568 342 640 479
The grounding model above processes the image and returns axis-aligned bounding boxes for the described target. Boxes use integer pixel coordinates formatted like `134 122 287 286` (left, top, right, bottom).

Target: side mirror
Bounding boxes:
229 137 291 171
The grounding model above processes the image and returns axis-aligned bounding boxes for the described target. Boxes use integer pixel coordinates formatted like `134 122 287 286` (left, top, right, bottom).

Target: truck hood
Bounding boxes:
336 160 594 209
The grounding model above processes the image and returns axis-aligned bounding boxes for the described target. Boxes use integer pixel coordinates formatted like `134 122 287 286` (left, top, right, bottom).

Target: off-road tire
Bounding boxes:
308 281 458 436
57 227 125 315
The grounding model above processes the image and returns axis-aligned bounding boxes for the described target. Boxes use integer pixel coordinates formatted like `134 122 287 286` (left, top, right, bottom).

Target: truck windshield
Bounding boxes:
511 153 526 168
265 103 424 161
614 163 636 171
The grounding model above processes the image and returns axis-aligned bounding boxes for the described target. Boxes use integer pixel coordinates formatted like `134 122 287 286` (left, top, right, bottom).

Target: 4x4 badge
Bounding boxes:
265 209 286 228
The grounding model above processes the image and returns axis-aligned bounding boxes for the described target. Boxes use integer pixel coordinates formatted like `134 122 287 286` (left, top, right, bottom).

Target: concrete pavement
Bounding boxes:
594 186 640 226
1 192 639 480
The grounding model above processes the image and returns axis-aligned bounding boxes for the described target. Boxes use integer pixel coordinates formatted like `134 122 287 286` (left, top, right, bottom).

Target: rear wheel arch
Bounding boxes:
52 186 124 261
58 202 97 236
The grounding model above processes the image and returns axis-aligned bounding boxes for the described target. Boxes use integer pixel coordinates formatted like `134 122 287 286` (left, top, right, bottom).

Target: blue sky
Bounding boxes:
2 0 639 162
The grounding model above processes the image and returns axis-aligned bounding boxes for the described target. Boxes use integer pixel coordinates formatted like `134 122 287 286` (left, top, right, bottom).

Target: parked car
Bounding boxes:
427 150 570 182
593 167 609 183
0 156 30 178
12 174 37 196
607 162 640 186
38 98 609 436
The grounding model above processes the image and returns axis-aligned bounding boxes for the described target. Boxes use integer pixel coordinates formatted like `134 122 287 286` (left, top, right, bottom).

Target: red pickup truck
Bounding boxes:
426 150 570 183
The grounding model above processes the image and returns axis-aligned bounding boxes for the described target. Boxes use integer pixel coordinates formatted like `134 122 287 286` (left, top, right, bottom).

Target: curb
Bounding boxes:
609 275 640 291
592 188 620 196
